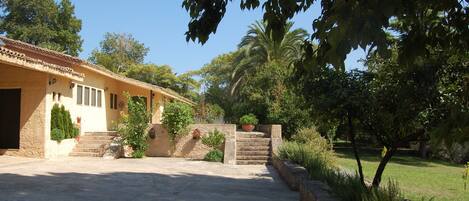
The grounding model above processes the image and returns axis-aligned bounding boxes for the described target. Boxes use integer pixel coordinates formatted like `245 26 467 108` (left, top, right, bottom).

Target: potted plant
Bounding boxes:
239 113 258 132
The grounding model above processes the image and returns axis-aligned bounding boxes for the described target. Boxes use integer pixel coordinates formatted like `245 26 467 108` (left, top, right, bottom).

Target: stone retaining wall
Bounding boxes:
146 124 236 164
272 157 339 201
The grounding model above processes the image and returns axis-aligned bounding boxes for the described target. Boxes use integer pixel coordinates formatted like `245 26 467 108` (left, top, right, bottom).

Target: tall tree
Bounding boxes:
231 20 307 95
125 64 200 101
0 0 83 56
89 33 149 74
199 21 312 137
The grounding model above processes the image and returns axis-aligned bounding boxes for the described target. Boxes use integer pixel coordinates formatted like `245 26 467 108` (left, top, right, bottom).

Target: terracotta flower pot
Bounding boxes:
192 129 201 139
242 124 255 132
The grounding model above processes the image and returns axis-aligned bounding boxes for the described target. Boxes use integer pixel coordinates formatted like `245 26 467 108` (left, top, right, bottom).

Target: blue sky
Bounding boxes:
71 0 365 74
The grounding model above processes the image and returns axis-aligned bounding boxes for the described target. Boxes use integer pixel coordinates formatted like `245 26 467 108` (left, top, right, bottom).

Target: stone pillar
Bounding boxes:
223 124 237 165
270 124 282 155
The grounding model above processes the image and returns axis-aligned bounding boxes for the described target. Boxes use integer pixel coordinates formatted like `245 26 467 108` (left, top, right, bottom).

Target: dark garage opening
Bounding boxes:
0 88 21 149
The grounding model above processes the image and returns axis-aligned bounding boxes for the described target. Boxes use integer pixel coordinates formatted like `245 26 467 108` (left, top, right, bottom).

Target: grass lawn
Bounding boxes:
335 150 468 201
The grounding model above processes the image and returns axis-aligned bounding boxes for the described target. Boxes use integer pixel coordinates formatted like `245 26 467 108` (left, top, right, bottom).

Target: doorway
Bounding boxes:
0 89 21 149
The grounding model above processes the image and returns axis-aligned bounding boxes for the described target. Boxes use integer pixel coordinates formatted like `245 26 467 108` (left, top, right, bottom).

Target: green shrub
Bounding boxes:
204 149 224 162
118 93 151 158
71 127 80 138
278 141 407 201
50 104 76 141
239 113 258 125
132 150 145 158
51 128 65 142
162 102 194 143
201 129 225 149
196 103 225 123
292 127 323 144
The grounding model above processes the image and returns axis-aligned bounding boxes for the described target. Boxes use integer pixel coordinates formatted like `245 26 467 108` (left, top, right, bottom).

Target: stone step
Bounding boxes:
84 131 118 136
69 152 102 157
237 138 271 142
236 160 271 165
237 155 270 160
236 141 271 146
237 150 270 156
80 135 115 140
72 147 101 153
236 131 268 138
78 139 113 144
75 143 104 149
236 146 270 151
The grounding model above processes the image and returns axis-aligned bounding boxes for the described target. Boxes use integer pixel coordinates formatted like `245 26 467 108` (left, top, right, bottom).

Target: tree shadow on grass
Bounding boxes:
0 166 296 201
335 149 445 167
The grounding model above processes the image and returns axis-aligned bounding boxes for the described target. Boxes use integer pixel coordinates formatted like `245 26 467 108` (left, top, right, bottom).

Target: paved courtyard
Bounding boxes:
0 156 297 201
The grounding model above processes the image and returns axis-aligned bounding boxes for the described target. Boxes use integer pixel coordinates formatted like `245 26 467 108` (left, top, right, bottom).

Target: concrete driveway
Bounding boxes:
0 156 297 201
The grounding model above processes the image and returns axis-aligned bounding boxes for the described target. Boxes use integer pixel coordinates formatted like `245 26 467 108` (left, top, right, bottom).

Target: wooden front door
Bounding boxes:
0 89 21 149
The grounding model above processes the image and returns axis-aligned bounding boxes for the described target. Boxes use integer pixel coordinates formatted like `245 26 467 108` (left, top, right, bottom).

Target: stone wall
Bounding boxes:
0 64 47 157
146 124 236 164
44 139 77 158
258 124 282 154
272 157 339 201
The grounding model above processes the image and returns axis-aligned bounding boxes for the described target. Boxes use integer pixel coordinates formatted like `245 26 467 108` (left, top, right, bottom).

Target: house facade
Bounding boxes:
0 36 194 158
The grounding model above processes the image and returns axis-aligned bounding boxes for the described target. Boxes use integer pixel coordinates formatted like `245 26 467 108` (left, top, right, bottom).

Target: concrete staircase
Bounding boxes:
69 131 117 157
236 131 271 165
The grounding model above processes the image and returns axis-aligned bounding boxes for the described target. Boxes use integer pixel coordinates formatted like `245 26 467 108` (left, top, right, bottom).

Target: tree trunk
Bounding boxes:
348 115 365 186
418 140 428 158
372 146 396 187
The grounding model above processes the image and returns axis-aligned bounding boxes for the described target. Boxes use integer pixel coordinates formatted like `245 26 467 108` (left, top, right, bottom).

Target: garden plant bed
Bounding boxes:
272 157 339 201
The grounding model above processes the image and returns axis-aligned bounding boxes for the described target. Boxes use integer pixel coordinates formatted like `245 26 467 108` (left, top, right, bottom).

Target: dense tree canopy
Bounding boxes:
89 33 150 74
199 21 312 137
90 33 200 101
0 0 82 56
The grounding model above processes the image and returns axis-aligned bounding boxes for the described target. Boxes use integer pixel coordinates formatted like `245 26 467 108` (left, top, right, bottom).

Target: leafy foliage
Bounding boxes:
183 0 468 68
50 104 78 141
89 32 149 74
239 113 258 125
195 102 225 123
201 129 225 149
198 22 312 137
203 149 223 162
278 141 408 201
162 102 194 143
291 127 327 147
50 128 65 142
0 0 82 56
118 93 151 158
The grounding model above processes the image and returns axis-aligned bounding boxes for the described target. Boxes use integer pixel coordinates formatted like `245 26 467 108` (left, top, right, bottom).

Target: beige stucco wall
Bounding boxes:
146 124 236 159
44 139 77 158
0 63 47 157
49 67 167 135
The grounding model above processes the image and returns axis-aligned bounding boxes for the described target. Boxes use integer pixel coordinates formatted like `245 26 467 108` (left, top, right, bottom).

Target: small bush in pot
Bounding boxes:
239 113 258 132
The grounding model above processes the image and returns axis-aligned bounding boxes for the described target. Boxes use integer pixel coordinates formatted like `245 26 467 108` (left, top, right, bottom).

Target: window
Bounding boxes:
77 85 83 104
110 93 114 109
58 93 61 102
97 90 102 107
52 92 56 101
110 93 117 109
84 87 90 106
113 94 117 109
91 88 96 106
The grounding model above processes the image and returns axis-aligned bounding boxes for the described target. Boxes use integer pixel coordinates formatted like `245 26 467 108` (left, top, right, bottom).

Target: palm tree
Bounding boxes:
229 21 308 95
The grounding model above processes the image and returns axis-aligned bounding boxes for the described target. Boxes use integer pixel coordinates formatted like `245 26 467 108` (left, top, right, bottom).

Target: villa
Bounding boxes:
0 36 194 158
